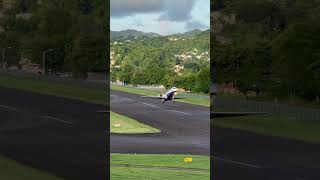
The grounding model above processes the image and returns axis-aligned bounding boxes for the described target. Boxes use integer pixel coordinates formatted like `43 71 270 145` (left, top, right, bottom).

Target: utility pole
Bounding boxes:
2 46 12 70
42 49 54 74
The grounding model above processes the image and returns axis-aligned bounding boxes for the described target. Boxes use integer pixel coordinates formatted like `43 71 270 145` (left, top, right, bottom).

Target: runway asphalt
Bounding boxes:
2 87 320 180
110 90 320 180
212 126 320 180
0 87 108 180
110 90 210 155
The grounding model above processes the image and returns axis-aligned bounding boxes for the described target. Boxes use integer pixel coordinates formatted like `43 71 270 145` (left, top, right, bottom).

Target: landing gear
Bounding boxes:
162 99 165 103
172 98 175 103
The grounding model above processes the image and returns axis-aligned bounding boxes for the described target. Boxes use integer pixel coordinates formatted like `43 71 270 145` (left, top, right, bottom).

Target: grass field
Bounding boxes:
111 153 210 180
213 114 320 143
0 75 107 105
0 155 63 180
110 112 160 134
111 84 209 107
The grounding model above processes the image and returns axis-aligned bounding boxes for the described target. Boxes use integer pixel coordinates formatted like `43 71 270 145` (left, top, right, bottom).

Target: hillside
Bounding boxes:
110 29 210 93
173 29 203 38
111 29 207 41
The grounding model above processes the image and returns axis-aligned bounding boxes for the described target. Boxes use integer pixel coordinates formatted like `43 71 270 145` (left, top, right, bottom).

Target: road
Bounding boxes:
0 87 107 180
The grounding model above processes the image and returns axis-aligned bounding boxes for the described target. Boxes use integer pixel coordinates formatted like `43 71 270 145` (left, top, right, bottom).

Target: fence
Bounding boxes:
0 70 108 90
214 97 320 120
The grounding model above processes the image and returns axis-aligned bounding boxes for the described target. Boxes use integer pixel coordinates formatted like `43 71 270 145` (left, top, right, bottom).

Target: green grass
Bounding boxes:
110 112 160 134
0 75 107 105
111 153 210 180
0 155 63 180
111 85 209 107
213 114 320 143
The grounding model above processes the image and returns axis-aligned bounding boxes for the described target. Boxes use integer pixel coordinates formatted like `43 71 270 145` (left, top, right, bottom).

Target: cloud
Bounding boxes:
158 0 197 21
111 0 163 17
111 0 197 21
159 21 171 35
186 20 208 30
133 19 144 30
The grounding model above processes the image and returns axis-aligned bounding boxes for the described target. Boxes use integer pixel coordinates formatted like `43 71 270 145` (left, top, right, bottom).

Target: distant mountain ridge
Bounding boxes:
173 29 204 37
111 29 208 41
110 29 160 41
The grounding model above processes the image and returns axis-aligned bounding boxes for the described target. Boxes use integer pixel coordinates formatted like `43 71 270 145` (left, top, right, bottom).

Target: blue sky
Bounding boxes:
111 0 210 35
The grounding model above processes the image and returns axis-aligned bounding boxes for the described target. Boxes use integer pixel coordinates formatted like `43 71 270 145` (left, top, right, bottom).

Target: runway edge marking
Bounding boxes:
168 110 192 115
42 116 73 124
0 104 18 112
142 103 159 109
214 156 261 168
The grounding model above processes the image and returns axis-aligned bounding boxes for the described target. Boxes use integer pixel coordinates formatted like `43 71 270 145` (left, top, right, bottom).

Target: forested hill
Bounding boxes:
111 29 210 93
111 30 160 41
212 0 320 102
111 29 205 41
172 29 204 38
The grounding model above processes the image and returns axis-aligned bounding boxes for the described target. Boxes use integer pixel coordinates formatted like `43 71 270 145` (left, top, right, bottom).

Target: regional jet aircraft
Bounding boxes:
141 87 182 103
141 84 267 117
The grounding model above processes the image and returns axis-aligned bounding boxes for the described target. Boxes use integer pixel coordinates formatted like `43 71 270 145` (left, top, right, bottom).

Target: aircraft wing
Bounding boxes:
141 96 164 99
172 97 184 99
140 96 184 99
211 112 268 118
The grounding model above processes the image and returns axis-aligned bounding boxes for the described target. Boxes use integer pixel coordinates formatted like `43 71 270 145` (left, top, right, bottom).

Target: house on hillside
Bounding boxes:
174 65 184 76
169 37 178 41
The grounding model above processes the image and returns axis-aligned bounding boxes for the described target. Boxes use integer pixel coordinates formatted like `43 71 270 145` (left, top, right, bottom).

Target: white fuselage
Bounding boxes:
162 87 178 102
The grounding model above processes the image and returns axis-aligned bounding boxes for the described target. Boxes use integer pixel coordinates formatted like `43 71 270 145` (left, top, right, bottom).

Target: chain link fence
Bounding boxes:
0 70 108 89
214 97 320 120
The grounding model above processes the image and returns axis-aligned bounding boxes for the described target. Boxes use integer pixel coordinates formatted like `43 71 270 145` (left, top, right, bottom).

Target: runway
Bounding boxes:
2 87 320 180
213 126 320 180
110 90 210 155
111 90 319 180
0 87 107 180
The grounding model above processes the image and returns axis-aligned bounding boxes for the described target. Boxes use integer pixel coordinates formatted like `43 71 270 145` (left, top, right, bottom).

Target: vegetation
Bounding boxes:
213 115 320 143
0 0 107 78
110 111 160 134
0 155 63 180
111 30 210 93
212 0 320 103
111 153 210 180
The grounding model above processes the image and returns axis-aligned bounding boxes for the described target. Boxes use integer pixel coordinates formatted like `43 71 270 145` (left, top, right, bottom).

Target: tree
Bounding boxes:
195 66 210 93
271 21 320 100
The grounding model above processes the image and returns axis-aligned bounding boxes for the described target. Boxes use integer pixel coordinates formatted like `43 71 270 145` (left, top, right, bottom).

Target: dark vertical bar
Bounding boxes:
210 1 215 179
106 0 111 179
0 0 109 179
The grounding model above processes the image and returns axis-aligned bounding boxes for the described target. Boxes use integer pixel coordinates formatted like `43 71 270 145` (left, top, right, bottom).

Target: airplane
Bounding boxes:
141 87 182 103
141 83 267 117
210 82 267 118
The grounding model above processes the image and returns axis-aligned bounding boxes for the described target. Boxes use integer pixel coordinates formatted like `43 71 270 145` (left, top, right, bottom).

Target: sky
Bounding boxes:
110 0 210 35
